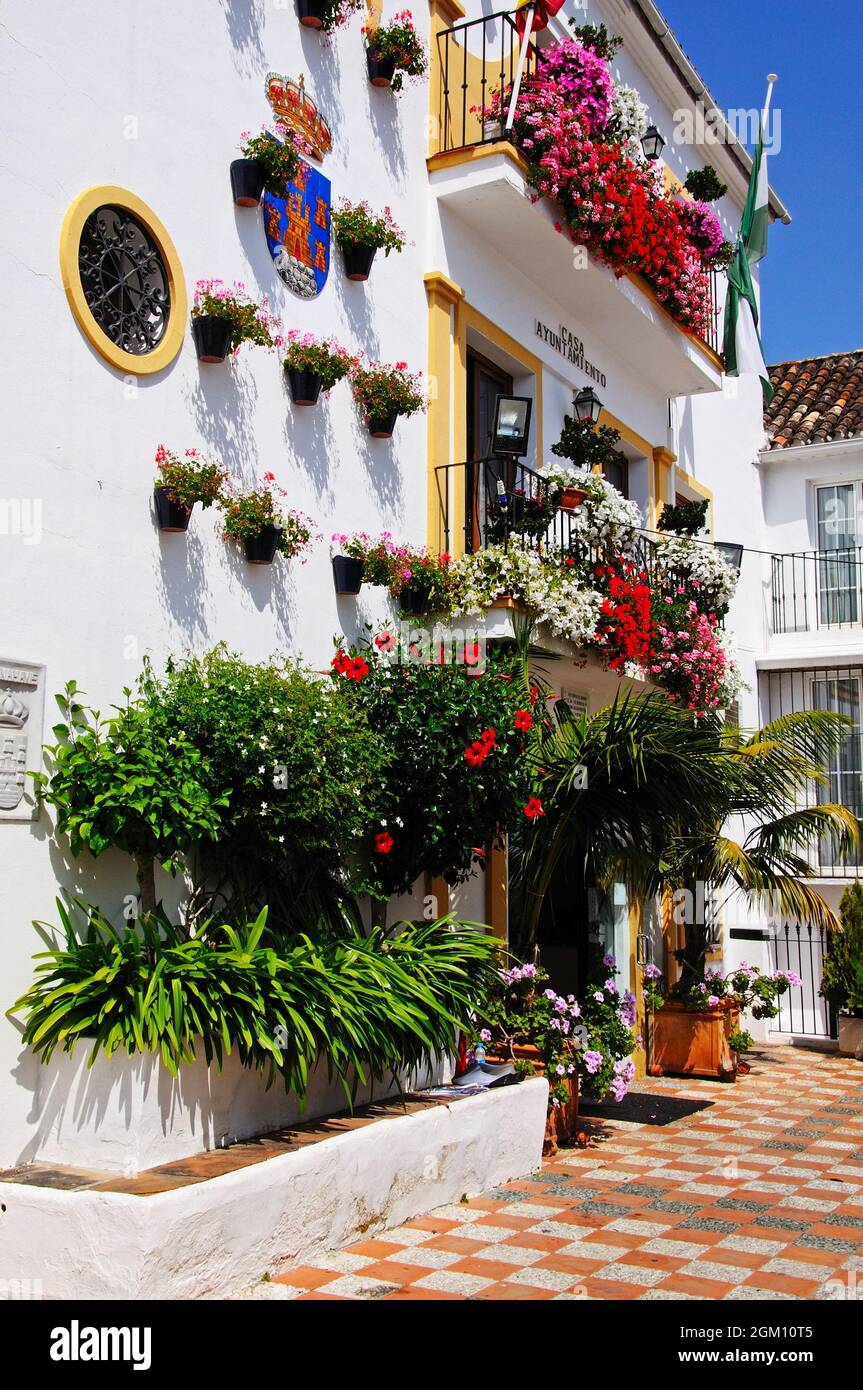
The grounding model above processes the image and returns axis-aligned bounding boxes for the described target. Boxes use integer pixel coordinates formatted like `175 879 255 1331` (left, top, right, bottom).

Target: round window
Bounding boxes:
60 186 187 374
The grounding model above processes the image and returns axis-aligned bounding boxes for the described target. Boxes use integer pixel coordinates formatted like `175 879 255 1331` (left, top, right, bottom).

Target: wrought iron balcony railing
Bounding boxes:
770 547 863 634
436 10 537 156
433 455 663 579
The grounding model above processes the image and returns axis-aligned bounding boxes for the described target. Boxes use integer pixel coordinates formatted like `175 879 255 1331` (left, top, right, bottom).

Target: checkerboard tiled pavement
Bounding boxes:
236 1046 863 1301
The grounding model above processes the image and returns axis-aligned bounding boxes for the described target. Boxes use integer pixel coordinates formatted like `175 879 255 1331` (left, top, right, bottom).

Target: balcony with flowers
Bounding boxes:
429 13 728 397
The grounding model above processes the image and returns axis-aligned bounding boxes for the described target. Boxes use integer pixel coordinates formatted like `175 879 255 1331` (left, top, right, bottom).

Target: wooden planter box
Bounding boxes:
648 999 740 1082
489 1043 578 1156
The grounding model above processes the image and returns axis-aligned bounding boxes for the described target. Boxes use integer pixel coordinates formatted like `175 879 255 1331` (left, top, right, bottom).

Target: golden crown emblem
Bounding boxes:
265 72 332 162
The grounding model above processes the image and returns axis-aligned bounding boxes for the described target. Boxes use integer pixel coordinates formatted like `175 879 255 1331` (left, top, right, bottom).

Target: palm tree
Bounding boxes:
508 630 860 976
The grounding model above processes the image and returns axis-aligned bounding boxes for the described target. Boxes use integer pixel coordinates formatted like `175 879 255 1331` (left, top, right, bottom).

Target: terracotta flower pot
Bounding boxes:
648 998 740 1081
559 486 588 512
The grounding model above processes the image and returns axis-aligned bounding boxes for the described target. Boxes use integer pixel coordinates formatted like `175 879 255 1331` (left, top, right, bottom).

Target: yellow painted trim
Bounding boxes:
427 873 450 918
423 270 464 306
600 410 655 462
629 897 647 1078
460 302 544 466
59 186 187 376
651 445 676 530
427 141 532 177
429 0 465 22
485 841 508 941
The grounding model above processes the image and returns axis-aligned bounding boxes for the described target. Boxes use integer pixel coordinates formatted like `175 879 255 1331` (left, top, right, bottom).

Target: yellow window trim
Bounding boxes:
60 186 187 376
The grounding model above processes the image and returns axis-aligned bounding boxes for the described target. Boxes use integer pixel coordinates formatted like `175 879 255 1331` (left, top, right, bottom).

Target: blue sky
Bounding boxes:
655 0 863 364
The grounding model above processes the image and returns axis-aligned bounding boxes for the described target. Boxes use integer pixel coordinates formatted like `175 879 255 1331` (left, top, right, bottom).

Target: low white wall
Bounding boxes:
0 1078 549 1299
19 1049 444 1175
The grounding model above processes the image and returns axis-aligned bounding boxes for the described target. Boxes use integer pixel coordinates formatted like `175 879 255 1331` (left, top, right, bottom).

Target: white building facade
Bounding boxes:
0 0 787 1171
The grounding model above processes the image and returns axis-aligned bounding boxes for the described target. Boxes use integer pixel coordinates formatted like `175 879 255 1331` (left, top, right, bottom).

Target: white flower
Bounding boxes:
654 534 738 609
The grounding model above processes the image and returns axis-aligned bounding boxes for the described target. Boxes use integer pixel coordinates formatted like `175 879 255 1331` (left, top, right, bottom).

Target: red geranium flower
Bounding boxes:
374 831 393 854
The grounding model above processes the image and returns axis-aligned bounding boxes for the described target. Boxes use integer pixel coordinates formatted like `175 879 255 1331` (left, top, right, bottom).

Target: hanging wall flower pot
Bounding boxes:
286 367 324 406
368 409 399 439
230 158 266 208
154 487 191 533
399 582 431 616
297 0 327 27
244 525 283 565
332 555 365 595
341 244 377 282
366 49 396 88
192 315 233 363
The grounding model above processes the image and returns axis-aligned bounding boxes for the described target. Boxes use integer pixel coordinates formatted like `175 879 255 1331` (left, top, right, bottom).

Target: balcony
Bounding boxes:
429 12 725 398
769 548 863 647
433 455 663 573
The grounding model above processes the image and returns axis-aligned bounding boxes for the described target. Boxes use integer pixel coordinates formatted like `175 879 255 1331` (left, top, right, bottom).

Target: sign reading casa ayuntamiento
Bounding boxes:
535 319 607 389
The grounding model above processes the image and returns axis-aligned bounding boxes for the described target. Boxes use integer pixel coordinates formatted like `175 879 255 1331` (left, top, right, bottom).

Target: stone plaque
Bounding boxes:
0 657 45 822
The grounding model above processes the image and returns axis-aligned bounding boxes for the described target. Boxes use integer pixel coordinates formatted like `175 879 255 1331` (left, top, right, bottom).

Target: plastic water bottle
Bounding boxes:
474 1041 486 1065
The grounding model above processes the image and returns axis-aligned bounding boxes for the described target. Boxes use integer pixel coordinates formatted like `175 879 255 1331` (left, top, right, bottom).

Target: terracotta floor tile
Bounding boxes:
502 1232 572 1253
424 1233 489 1255
742 1270 821 1297
657 1272 738 1299
535 1251 611 1275
383 1285 462 1300
450 1256 531 1282
404 1215 460 1234
618 1249 689 1273
356 1260 425 1286
579 1230 640 1250
577 1277 645 1300
705 1246 770 1270
274 1266 339 1290
295 1290 349 1300
474 1281 558 1300
344 1238 404 1259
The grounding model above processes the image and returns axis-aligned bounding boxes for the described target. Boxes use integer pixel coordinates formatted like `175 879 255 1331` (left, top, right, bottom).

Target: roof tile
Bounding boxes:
765 351 863 449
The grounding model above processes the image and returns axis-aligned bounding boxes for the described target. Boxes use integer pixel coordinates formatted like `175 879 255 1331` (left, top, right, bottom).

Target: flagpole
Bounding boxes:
761 73 778 132
504 4 536 133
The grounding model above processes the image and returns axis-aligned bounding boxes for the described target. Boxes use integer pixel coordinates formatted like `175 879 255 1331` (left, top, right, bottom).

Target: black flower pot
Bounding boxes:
297 0 327 26
230 158 266 208
286 367 323 406
154 487 191 533
244 525 282 564
366 49 396 87
341 243 377 282
400 583 432 616
332 555 365 595
368 409 399 439
192 315 232 364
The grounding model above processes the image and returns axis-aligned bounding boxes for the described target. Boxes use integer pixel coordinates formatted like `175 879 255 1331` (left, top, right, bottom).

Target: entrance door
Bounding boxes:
466 350 514 552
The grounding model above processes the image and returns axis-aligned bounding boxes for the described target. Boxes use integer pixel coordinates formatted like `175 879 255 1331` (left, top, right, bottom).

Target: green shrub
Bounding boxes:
822 881 863 1015
684 165 728 203
10 900 499 1096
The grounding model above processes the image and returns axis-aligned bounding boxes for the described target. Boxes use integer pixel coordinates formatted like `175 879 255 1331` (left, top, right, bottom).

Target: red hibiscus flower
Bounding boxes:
374 831 393 854
514 709 533 732
523 797 545 820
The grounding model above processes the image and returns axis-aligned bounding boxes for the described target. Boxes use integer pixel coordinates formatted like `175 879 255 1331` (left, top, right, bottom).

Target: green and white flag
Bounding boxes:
723 82 775 403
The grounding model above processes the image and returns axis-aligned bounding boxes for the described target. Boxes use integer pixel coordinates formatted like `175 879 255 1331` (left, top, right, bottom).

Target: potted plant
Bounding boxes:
153 444 227 533
389 547 450 615
282 332 357 406
191 280 282 363
657 496 709 536
350 359 426 438
230 125 301 207
297 0 362 31
648 964 801 1082
728 1028 755 1075
363 10 427 91
330 198 407 282
821 881 863 1058
219 473 317 565
329 532 368 595
543 462 593 513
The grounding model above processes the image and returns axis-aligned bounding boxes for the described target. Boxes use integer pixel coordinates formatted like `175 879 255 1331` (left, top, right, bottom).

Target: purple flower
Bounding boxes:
602 952 616 968
604 978 618 996
593 991 604 1003
583 1050 603 1075
479 1028 491 1043
555 1064 566 1076
707 994 720 1007
643 963 662 980
611 1076 628 1103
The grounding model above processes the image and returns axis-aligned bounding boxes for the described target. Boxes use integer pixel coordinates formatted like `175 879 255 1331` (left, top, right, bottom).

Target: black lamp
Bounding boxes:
640 124 666 161
572 386 603 425
715 541 744 573
491 394 533 457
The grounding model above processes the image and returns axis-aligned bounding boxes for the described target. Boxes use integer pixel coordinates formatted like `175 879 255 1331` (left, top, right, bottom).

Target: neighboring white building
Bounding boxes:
0 0 790 1171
